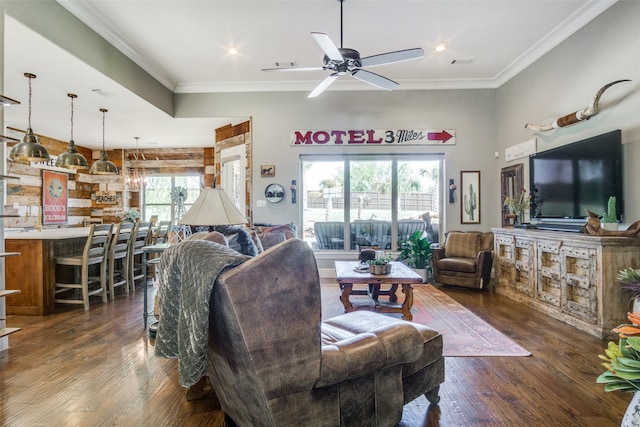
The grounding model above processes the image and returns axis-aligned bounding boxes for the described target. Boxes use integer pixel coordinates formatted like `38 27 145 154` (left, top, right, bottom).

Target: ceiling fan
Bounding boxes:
262 0 424 98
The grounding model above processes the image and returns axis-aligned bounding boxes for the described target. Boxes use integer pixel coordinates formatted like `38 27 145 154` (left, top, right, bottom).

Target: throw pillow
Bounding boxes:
445 232 480 259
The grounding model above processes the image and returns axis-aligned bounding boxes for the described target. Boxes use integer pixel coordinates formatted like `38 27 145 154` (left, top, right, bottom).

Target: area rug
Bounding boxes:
321 283 531 357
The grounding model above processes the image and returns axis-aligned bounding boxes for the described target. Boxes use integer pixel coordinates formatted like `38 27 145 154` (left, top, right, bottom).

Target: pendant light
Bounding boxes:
55 93 89 170
89 108 119 175
126 136 145 191
9 73 51 164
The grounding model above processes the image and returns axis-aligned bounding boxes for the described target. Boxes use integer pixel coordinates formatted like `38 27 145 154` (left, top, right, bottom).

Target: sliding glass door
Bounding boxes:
302 154 442 251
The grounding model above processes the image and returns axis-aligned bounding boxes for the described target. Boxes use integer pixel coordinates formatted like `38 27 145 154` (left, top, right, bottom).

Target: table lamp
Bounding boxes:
179 187 247 226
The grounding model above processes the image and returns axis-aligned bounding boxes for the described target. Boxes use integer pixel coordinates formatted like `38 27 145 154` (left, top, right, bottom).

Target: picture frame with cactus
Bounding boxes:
461 170 481 224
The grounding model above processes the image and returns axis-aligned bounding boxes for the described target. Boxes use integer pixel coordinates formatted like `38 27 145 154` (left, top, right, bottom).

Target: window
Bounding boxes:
302 154 441 251
143 175 203 224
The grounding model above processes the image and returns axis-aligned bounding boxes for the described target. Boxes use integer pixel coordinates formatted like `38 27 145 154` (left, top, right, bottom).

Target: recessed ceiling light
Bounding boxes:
435 43 447 53
228 48 239 55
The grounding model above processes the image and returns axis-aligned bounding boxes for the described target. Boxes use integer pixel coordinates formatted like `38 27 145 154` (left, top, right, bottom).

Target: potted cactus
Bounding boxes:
602 196 618 231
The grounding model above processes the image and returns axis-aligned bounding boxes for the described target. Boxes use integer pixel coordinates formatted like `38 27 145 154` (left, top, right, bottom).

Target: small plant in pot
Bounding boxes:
397 231 432 282
602 195 618 231
366 255 392 275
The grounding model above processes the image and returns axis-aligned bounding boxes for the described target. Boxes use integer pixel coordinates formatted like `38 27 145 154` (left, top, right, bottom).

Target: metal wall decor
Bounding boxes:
265 183 284 203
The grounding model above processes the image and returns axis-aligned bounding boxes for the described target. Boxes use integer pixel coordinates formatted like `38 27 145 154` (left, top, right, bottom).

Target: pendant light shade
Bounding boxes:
55 93 89 170
89 108 119 175
9 73 51 164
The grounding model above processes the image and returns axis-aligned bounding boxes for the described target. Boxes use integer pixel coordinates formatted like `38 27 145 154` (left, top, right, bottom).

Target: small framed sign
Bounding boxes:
42 170 68 224
261 165 275 177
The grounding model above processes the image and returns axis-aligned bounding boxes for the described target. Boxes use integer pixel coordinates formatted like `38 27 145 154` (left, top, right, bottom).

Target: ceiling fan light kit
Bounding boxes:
262 0 424 98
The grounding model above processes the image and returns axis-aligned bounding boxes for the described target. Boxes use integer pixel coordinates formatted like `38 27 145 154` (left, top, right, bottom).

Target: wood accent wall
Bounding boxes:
6 128 221 225
212 121 252 220
123 147 206 211
5 129 123 226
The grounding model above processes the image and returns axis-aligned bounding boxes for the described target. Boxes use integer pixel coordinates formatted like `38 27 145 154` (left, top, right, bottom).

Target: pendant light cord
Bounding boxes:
70 96 74 141
102 109 106 152
27 75 32 129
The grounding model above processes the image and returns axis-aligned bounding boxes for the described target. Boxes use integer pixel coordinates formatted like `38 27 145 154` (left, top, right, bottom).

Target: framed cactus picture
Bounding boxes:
461 170 481 224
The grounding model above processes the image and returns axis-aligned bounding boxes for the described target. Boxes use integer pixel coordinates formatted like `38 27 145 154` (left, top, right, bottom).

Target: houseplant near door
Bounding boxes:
397 230 432 282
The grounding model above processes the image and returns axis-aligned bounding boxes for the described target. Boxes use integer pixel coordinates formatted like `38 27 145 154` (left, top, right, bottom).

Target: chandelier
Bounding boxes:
126 136 145 191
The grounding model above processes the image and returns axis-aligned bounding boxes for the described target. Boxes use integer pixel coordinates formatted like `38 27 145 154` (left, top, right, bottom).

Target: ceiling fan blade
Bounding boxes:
262 66 325 72
311 32 343 62
351 69 398 91
360 48 424 68
308 74 339 98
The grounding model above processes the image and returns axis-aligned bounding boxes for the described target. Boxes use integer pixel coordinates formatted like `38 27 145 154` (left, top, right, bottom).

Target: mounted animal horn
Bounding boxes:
525 79 631 132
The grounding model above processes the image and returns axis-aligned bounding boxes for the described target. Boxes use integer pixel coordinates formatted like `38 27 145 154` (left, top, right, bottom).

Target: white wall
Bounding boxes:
7 0 640 233
176 89 498 232
496 1 640 225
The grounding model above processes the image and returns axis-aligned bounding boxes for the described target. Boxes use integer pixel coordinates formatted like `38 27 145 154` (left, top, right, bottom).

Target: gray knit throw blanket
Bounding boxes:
154 239 250 387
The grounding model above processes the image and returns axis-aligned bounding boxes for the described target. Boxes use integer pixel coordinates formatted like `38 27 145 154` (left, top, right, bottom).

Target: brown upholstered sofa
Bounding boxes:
207 239 444 426
432 231 494 289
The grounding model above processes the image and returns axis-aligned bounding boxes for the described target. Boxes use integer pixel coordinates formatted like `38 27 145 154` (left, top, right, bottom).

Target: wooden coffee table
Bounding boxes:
334 261 423 320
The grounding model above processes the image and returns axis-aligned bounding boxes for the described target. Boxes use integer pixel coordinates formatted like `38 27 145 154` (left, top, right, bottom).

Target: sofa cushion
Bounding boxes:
437 257 478 273
259 232 287 250
445 232 480 259
185 231 229 246
321 311 442 381
253 223 298 240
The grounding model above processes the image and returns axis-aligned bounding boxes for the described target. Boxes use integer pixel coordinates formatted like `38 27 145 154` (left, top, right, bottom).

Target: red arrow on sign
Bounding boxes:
427 130 453 143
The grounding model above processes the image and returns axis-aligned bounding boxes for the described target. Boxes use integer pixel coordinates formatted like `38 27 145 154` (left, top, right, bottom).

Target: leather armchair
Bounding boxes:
207 239 444 426
433 231 494 289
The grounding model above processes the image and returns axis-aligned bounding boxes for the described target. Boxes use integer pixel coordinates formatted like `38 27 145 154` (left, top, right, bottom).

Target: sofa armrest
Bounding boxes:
316 323 423 388
478 250 494 281
432 247 445 262
475 250 492 267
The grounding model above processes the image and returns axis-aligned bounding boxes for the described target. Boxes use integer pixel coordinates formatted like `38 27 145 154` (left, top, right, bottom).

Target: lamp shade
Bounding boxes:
56 140 89 169
9 128 50 164
89 150 119 175
55 93 88 170
179 188 247 226
89 108 118 175
9 73 51 164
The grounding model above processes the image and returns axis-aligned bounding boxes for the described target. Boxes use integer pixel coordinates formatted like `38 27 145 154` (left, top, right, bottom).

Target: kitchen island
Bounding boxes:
5 227 92 315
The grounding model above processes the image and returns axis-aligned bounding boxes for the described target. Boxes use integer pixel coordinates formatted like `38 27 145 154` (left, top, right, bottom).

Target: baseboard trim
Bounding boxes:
319 267 336 279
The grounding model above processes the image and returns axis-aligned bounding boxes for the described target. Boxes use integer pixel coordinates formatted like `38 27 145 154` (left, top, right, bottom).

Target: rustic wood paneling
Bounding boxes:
214 121 252 219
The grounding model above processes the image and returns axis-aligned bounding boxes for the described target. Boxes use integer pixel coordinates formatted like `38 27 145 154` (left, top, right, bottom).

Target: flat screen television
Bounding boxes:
529 130 622 229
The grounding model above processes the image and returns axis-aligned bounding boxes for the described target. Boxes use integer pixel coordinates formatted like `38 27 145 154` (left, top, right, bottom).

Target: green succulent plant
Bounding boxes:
397 231 432 270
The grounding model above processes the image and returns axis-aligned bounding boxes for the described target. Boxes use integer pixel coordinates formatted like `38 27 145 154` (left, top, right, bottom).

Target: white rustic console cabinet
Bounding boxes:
492 228 640 339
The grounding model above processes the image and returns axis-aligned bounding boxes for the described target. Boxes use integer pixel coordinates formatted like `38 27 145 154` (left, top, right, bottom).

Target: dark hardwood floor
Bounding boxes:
0 280 631 426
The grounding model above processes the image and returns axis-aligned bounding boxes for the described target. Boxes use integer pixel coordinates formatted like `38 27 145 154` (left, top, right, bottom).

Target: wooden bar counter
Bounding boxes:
4 228 91 315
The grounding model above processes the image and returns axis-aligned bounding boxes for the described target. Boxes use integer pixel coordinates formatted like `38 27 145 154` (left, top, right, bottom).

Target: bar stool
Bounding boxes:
54 224 113 310
128 221 152 292
107 222 135 300
153 220 171 244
